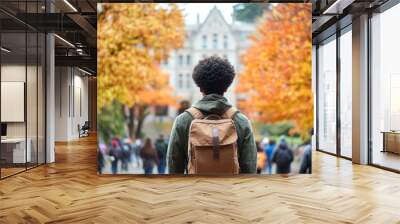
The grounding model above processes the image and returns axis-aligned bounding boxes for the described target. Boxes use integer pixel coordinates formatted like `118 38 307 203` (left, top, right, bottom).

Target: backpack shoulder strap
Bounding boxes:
222 107 238 119
186 107 204 119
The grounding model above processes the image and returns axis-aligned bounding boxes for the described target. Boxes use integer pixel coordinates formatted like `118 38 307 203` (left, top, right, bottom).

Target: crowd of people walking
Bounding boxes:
98 134 169 175
98 134 311 175
256 136 312 175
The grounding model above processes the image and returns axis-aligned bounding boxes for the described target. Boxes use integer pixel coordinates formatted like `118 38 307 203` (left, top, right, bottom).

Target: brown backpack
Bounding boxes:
186 107 240 175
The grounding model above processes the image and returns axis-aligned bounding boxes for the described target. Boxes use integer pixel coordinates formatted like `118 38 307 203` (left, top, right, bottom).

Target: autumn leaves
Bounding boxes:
98 4 185 109
237 4 313 138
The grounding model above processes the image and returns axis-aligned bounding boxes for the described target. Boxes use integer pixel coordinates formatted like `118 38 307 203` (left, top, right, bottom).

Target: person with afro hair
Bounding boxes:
167 56 257 174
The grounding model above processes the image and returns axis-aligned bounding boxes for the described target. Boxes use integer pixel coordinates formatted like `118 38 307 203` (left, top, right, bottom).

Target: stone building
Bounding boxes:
161 6 255 117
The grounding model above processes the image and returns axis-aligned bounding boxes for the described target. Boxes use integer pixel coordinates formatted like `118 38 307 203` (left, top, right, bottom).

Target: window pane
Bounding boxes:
223 35 228 49
38 33 45 165
213 33 217 49
371 4 400 171
1 30 28 177
340 29 352 158
186 55 191 65
318 37 337 154
186 73 191 88
202 35 207 49
178 74 183 89
178 55 183 66
27 31 38 168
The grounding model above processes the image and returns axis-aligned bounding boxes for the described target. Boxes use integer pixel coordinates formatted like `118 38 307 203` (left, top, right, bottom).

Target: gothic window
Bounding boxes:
202 35 207 49
178 74 183 89
178 55 183 66
186 55 191 65
223 35 228 49
186 73 191 88
213 33 218 49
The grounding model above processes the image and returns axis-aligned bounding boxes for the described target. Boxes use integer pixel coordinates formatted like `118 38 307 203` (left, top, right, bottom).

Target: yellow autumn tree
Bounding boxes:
98 3 185 138
237 4 312 138
97 3 185 108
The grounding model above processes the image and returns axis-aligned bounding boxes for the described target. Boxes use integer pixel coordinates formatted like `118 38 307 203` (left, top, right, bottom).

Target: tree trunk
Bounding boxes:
121 104 129 139
128 106 136 139
135 105 146 138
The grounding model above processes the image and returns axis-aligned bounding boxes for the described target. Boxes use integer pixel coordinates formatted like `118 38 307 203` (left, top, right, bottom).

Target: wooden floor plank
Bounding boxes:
0 134 399 223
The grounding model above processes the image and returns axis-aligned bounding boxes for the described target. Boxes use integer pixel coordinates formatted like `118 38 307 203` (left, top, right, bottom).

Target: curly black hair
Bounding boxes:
192 56 235 95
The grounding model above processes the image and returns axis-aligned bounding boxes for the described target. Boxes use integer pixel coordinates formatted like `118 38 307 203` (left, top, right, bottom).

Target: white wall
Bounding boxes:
1 65 26 136
54 67 89 141
72 73 89 138
1 63 46 164
55 66 69 141
1 65 32 138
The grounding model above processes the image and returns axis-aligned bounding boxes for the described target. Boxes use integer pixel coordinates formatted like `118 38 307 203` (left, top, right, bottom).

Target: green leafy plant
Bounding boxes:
98 101 126 144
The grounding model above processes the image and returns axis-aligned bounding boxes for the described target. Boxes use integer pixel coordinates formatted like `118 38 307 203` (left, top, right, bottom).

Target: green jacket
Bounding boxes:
167 94 257 174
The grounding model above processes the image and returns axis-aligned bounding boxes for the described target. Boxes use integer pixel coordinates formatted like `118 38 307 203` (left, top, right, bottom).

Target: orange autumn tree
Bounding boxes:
98 3 185 138
237 4 312 139
132 67 178 137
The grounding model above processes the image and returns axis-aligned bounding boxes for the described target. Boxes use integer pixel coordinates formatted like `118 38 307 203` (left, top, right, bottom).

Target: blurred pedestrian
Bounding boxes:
140 138 159 174
109 138 122 174
132 138 142 167
121 138 131 172
299 144 312 174
97 143 107 174
256 141 266 174
155 134 168 174
299 129 313 174
272 137 293 174
264 139 276 174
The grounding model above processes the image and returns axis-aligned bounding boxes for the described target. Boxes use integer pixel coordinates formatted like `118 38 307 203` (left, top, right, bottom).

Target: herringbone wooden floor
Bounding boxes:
1 135 399 224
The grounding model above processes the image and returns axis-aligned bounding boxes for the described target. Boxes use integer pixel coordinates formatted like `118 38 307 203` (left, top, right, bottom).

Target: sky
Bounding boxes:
176 3 239 25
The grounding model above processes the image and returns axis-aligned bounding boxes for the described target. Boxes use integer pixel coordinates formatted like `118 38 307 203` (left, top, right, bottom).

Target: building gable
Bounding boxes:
198 6 232 35
192 6 236 51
